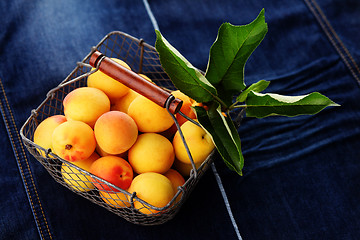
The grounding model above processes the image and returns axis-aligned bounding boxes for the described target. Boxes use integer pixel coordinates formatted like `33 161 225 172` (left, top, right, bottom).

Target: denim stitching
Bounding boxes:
142 0 160 30
304 0 360 86
0 79 53 240
211 163 243 240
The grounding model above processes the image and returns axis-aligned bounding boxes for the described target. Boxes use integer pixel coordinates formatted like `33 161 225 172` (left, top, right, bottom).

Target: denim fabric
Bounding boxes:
1 0 360 239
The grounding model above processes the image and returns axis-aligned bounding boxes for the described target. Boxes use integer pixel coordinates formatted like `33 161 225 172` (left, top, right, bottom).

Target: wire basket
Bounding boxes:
20 31 217 226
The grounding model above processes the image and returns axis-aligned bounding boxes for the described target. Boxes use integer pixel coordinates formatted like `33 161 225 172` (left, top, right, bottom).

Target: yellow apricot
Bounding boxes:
128 133 175 174
63 87 110 128
128 172 175 215
173 158 201 178
87 58 131 100
110 90 140 113
61 152 100 192
33 115 66 156
172 120 214 164
99 191 131 208
128 95 174 133
110 73 153 113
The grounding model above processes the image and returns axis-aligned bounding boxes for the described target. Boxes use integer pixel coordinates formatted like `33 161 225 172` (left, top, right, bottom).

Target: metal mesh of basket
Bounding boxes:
20 31 215 226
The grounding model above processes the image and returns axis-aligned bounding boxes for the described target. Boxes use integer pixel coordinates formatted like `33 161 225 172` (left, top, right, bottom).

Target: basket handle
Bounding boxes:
89 51 183 114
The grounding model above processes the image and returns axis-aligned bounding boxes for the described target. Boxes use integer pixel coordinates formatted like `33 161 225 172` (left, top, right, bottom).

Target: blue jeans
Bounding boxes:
1 0 359 239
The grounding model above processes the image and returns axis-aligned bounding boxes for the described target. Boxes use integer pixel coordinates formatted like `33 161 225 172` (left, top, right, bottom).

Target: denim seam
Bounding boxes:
142 0 159 30
211 163 243 240
0 79 53 240
303 0 360 86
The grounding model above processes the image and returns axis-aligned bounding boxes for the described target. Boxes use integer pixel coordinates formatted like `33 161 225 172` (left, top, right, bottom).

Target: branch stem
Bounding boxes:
213 95 229 109
229 100 240 110
232 104 247 109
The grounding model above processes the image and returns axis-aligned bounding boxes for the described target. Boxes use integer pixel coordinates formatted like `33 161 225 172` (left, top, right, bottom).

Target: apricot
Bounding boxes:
89 156 133 191
52 120 96 162
99 191 131 208
128 172 175 214
160 91 197 138
128 95 174 133
128 133 175 174
110 73 153 113
94 111 138 155
171 90 196 126
87 58 131 100
172 120 215 164
173 158 201 178
138 73 152 82
63 87 110 128
159 125 178 140
163 169 185 192
163 169 185 203
110 89 140 114
95 144 127 159
61 152 100 192
33 115 66 156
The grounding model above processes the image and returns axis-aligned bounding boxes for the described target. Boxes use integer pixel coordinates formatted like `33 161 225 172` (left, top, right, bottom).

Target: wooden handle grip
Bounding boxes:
89 51 183 114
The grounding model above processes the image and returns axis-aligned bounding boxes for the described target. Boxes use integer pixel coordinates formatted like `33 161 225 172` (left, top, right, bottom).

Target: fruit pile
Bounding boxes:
33 58 215 214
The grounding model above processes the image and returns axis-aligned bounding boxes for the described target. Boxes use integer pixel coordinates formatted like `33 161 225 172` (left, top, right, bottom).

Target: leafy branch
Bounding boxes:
155 9 338 175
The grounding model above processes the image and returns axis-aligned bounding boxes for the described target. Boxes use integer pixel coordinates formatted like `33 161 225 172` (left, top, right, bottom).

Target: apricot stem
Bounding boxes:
65 144 72 150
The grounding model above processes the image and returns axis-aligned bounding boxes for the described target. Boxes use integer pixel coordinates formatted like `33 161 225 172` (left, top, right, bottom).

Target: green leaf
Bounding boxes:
194 103 244 175
155 30 217 103
245 91 340 118
237 80 270 102
152 9 338 176
205 9 268 101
